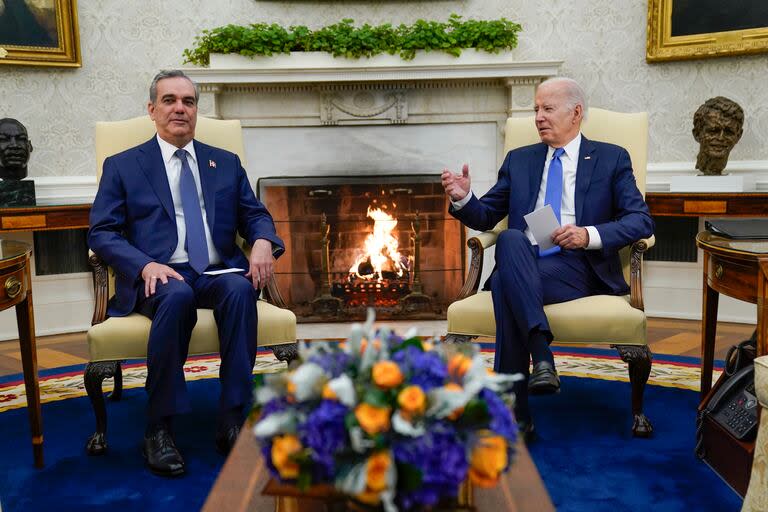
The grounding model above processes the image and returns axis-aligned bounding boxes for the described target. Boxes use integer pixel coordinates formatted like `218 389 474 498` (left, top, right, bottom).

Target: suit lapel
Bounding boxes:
194 140 217 230
575 136 597 224
138 138 175 222
527 143 549 213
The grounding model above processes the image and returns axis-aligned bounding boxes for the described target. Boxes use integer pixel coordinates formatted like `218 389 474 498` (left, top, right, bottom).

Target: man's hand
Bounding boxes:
552 224 590 249
141 262 184 297
246 239 275 290
441 164 471 202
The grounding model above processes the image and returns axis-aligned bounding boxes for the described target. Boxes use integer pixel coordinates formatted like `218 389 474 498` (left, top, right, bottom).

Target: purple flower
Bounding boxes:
392 423 468 509
392 347 447 391
479 388 518 442
300 399 349 481
309 350 353 378
261 397 289 418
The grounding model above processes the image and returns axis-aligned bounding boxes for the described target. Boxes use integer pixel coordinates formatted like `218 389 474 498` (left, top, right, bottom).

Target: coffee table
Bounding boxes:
203 424 554 512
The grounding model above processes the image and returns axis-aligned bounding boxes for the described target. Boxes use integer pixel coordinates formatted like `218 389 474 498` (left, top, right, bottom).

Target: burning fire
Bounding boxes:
349 207 409 281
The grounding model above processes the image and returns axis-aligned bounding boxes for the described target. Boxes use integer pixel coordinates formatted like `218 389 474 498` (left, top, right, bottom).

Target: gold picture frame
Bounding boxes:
0 0 81 67
647 0 768 62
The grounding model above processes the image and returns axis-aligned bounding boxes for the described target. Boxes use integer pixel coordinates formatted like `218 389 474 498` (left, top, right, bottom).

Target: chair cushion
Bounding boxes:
447 291 646 345
88 300 296 362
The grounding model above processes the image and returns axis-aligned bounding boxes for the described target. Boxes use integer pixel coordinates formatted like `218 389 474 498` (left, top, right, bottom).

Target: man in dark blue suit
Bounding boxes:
88 70 284 476
442 77 653 436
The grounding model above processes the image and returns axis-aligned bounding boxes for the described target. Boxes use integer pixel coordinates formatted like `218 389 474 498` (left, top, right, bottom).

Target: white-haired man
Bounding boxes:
441 77 654 437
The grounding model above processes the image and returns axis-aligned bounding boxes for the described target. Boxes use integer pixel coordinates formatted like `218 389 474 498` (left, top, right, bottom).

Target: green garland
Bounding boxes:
183 14 522 66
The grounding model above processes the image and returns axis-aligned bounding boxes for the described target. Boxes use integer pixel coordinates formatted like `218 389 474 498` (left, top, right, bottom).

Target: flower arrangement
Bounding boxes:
252 311 521 511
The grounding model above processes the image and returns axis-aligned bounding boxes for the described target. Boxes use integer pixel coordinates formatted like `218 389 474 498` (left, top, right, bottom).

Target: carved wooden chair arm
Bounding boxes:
629 235 655 311
88 250 110 326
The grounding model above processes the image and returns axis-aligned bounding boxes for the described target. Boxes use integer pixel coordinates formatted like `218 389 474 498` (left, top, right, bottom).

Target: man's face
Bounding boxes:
696 112 742 159
147 76 198 148
534 83 582 148
0 120 33 173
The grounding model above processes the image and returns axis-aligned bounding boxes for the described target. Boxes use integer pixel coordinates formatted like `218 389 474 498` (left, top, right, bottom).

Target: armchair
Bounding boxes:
446 108 656 438
742 355 768 511
85 116 297 455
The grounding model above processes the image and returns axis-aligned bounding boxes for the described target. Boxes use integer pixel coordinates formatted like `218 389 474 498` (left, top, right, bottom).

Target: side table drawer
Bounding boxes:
707 254 758 303
0 267 27 309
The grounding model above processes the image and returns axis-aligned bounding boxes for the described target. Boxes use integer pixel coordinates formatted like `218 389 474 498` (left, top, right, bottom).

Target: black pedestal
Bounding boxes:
0 180 35 207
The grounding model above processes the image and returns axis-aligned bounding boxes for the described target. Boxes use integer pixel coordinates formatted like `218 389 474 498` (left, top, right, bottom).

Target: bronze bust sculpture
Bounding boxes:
692 97 744 176
0 118 33 181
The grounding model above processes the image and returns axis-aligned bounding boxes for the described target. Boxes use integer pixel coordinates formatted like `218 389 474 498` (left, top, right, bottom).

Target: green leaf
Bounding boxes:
396 463 423 491
363 387 391 408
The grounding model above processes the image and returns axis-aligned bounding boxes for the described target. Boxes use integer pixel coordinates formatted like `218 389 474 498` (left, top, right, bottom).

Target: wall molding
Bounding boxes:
647 160 768 192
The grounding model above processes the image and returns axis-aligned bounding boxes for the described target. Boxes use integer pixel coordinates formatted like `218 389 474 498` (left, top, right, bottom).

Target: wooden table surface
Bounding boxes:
203 424 554 512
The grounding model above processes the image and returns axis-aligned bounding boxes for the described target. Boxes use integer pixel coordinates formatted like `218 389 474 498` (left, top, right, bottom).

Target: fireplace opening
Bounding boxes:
258 175 465 322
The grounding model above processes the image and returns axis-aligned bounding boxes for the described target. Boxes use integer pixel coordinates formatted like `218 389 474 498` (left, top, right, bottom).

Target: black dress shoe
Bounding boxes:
518 420 536 444
528 361 560 395
142 427 185 477
215 424 241 456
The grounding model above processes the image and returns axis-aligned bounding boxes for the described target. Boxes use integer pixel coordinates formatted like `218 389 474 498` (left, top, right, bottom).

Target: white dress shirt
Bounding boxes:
452 132 602 250
156 135 222 266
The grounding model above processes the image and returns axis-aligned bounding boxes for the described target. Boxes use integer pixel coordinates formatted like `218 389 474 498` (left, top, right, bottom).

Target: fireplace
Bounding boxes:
258 175 464 321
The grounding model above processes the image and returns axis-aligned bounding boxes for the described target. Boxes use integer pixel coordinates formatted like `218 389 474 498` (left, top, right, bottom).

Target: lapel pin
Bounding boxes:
209 159 217 168
584 156 591 160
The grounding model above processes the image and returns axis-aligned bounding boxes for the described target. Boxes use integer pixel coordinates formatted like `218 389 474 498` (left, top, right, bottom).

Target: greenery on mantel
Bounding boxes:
183 14 522 66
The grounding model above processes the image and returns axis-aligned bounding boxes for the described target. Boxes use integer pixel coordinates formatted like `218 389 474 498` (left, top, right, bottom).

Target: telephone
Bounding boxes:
704 365 759 441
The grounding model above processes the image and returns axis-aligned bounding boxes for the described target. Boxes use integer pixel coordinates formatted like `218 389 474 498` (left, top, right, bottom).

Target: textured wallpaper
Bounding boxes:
1 0 766 177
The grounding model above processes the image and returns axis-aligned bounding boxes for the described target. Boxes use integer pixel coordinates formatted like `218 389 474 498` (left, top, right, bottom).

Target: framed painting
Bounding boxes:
0 0 81 67
647 0 768 62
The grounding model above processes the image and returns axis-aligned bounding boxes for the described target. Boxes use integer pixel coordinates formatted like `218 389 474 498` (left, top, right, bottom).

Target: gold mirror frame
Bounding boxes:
0 0 81 67
647 0 768 62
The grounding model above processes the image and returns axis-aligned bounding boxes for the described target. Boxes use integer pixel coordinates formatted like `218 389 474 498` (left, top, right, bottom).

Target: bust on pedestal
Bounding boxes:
670 97 751 192
0 118 37 207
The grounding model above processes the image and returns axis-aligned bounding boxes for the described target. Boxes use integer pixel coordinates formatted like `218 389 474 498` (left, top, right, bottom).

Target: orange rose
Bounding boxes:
397 385 426 420
322 383 338 401
443 382 465 420
372 361 404 389
448 353 472 380
355 403 391 435
357 451 391 504
468 433 508 488
271 434 302 479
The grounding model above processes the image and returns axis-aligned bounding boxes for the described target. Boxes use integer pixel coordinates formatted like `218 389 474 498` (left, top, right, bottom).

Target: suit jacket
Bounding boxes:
88 137 285 317
449 137 654 295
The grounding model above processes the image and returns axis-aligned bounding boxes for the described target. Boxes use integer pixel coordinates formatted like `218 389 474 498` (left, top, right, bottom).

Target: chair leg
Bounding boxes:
271 343 298 365
110 361 123 402
84 361 120 455
443 334 475 345
614 344 654 438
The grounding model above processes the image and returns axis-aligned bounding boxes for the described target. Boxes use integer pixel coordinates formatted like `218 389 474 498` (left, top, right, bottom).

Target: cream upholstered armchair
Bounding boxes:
85 116 297 455
742 355 768 511
446 108 656 438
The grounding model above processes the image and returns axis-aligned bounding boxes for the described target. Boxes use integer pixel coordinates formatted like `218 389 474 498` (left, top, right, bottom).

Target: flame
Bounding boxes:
349 207 408 280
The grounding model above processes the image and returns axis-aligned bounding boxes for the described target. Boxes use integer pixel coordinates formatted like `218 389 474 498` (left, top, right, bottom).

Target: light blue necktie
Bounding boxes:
175 149 209 273
539 147 565 258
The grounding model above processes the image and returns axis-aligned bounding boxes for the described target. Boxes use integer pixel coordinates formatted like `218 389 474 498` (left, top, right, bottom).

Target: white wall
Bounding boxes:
0 0 764 338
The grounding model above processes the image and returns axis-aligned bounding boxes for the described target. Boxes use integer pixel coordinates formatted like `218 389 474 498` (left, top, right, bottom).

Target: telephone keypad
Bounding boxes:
713 389 759 441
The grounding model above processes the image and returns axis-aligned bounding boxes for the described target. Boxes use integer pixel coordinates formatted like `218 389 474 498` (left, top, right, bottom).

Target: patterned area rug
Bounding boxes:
0 344 717 414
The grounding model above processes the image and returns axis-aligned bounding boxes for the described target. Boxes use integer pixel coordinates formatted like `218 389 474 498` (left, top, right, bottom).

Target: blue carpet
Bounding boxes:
0 369 742 511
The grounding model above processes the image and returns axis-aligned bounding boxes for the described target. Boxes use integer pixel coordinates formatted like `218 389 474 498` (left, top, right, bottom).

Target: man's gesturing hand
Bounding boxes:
141 262 184 297
246 239 275 290
441 164 471 202
551 224 590 249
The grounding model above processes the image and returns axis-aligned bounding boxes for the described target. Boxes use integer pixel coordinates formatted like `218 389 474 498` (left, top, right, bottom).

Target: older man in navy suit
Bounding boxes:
89 70 284 476
442 77 653 437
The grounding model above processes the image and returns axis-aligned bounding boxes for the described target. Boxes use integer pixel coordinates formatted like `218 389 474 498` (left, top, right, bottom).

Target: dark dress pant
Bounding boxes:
490 229 605 419
136 263 259 422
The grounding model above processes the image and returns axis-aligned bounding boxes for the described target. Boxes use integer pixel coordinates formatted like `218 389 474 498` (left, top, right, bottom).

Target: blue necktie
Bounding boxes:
175 149 209 273
539 147 565 258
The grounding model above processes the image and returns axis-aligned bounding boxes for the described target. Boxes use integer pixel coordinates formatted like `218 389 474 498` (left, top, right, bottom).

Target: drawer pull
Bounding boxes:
715 265 724 279
5 277 21 299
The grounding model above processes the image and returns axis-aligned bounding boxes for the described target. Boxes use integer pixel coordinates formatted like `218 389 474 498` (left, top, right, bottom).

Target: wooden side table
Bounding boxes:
0 240 42 467
696 231 768 398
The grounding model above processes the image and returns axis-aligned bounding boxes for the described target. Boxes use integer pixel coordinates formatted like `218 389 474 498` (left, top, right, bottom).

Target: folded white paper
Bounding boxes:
523 205 560 250
203 268 245 276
